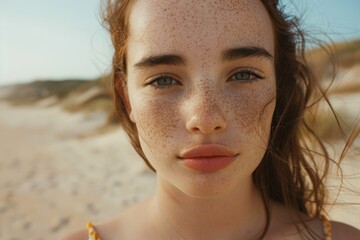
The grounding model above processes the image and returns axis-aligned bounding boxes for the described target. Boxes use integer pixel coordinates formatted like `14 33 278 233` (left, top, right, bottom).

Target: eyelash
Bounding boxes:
145 74 181 89
146 68 264 89
228 67 265 82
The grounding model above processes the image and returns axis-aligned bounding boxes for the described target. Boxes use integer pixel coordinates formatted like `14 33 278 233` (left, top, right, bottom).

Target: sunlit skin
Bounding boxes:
127 0 275 195
125 0 277 238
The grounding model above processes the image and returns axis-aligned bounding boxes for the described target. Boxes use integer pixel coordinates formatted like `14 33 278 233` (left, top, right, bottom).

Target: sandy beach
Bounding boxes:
0 99 359 239
0 101 156 239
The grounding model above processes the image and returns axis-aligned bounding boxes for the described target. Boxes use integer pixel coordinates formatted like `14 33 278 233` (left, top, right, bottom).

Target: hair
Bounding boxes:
101 0 358 239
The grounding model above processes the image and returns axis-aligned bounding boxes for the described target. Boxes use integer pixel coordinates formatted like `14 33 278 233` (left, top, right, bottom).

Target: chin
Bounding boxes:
172 170 250 199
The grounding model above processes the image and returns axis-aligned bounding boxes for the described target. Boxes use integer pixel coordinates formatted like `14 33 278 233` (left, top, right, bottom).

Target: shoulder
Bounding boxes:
269 203 323 238
60 229 88 240
60 221 118 240
268 202 360 239
331 221 360 240
60 220 123 240
60 198 155 240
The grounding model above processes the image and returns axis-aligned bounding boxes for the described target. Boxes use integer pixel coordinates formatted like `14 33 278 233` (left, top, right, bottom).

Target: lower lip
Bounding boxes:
180 156 236 173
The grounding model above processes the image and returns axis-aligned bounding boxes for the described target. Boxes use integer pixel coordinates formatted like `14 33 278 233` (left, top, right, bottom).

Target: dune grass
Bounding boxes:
306 38 360 79
2 79 94 104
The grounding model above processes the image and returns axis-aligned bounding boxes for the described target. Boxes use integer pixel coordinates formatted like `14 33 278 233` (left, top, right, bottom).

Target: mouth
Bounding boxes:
178 144 238 173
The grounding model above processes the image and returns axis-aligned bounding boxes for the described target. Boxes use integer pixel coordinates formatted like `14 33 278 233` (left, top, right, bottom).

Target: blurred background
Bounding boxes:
0 0 359 239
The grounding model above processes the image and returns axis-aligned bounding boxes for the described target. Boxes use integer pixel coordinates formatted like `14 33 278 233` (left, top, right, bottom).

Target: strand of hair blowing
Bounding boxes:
253 1 330 238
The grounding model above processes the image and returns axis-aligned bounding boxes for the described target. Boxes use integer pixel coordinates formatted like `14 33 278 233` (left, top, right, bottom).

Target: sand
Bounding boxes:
0 101 156 239
0 100 359 240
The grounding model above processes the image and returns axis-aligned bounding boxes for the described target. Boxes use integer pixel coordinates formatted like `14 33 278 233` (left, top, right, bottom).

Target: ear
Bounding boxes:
114 75 135 123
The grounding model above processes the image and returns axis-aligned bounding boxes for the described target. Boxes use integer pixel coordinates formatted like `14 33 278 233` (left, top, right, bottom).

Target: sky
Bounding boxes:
1 0 360 86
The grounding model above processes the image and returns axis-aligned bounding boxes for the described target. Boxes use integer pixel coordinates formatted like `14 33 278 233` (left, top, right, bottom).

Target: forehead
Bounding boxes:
128 0 274 61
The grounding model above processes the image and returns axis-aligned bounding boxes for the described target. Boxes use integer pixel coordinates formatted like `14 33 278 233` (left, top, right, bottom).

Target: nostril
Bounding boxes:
185 109 227 135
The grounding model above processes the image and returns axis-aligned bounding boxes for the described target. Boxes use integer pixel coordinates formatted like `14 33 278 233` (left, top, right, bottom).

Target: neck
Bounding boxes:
151 175 267 240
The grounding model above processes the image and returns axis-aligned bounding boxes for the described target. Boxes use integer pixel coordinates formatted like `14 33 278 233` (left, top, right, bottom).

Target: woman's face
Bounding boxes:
125 0 276 197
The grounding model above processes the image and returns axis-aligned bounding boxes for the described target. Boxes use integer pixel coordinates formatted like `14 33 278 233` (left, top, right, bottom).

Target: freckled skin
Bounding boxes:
126 0 276 197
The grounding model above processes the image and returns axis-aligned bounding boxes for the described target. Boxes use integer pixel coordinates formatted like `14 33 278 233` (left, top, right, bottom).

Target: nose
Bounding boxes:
185 90 227 135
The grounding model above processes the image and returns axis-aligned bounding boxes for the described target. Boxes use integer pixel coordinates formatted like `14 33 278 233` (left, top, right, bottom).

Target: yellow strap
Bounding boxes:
87 221 101 240
321 215 332 240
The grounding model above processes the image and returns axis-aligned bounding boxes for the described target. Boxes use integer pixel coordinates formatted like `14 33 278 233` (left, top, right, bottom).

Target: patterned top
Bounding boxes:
86 215 333 240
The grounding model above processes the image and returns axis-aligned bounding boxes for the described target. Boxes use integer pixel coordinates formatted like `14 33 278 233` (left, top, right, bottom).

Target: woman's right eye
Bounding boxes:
147 75 179 89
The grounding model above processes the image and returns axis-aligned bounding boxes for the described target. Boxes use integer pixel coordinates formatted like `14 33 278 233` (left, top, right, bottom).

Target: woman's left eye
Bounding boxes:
229 68 264 82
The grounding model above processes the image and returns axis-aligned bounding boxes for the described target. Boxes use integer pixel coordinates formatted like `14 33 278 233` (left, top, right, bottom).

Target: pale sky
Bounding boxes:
1 0 359 86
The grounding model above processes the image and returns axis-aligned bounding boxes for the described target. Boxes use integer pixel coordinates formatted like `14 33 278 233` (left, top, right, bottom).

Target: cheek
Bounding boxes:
229 84 276 143
131 97 181 150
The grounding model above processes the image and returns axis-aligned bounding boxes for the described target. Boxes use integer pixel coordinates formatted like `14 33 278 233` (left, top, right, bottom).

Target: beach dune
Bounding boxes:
0 101 155 239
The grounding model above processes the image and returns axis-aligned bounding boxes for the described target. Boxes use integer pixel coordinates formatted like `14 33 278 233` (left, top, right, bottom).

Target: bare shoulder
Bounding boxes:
268 202 321 239
60 228 88 240
59 219 125 240
61 198 154 240
59 217 127 240
331 221 360 240
268 202 360 239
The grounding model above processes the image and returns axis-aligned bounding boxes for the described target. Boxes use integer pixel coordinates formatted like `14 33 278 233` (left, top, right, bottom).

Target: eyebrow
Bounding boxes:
134 54 186 69
222 46 273 61
134 46 273 69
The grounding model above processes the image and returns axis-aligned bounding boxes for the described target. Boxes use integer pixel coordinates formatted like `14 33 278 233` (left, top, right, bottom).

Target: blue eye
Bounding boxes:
155 76 174 85
234 72 251 81
230 68 264 82
147 75 180 89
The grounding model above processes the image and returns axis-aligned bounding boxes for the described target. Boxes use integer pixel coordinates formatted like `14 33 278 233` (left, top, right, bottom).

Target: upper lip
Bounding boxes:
178 144 238 159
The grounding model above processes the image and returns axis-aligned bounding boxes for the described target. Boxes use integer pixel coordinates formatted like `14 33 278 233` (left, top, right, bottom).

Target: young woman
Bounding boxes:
64 0 360 239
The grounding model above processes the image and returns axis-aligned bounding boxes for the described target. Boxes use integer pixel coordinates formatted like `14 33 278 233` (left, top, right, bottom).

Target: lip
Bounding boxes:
178 144 238 173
